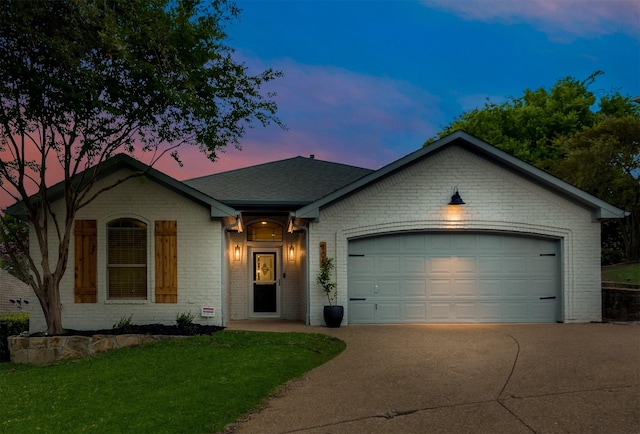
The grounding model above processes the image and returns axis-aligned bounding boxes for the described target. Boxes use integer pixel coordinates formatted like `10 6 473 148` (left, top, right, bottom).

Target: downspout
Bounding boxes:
221 215 241 328
290 215 310 325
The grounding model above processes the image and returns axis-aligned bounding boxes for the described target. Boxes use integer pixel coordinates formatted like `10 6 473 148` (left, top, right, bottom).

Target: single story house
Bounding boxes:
9 131 626 332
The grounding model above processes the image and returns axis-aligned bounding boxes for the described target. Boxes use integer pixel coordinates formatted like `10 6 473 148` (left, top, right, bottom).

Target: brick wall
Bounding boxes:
28 168 224 333
307 146 602 325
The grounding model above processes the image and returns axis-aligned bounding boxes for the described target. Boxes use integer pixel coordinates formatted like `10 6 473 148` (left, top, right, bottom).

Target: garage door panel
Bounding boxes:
479 279 503 296
375 236 401 252
350 279 376 297
429 303 452 321
403 256 427 274
428 234 451 250
376 257 400 274
530 279 555 297
405 303 427 320
453 279 477 296
430 257 452 273
453 256 476 273
503 302 528 320
430 279 452 296
349 233 559 324
504 279 528 296
453 236 476 250
454 303 477 320
403 279 427 297
349 256 375 275
478 257 502 274
376 303 401 322
503 256 529 274
478 302 502 321
349 302 376 323
529 301 557 322
377 279 401 297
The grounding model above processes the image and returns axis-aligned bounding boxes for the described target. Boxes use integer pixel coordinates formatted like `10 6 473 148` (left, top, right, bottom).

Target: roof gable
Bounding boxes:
6 154 236 219
294 131 627 220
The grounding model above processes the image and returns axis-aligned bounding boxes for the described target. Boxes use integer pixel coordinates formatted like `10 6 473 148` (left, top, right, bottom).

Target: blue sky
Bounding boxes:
152 0 639 179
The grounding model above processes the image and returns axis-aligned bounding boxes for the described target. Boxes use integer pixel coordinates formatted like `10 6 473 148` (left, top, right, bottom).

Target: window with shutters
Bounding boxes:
107 218 147 299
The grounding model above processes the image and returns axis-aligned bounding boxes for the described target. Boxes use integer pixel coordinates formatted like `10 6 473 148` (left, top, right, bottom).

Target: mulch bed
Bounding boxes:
31 324 224 337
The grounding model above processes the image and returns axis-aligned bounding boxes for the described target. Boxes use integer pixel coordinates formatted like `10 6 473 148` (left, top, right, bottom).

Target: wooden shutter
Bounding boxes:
155 220 177 303
74 220 97 303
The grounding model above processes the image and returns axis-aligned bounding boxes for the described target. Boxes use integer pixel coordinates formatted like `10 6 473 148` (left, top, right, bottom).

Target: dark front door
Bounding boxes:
253 252 277 314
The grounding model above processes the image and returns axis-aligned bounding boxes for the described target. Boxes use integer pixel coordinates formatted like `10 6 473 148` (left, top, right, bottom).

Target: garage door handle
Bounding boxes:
350 298 366 301
540 296 556 300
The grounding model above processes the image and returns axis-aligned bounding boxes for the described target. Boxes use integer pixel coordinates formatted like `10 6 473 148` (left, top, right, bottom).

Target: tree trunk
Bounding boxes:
43 274 64 335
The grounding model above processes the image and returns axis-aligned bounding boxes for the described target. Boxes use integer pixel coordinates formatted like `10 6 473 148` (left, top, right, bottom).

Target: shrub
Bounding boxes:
176 311 195 331
112 315 133 332
0 313 29 362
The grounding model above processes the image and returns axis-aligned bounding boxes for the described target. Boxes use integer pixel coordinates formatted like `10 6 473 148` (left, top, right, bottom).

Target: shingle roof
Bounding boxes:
184 156 373 208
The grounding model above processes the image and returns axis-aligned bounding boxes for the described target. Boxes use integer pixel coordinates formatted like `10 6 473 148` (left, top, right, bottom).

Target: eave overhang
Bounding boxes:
293 130 628 222
5 154 238 220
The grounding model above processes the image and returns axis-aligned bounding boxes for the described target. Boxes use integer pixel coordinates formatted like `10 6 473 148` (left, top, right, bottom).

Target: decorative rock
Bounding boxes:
8 334 179 365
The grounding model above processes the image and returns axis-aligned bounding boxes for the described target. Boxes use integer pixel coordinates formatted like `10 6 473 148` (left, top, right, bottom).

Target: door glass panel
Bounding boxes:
253 253 277 313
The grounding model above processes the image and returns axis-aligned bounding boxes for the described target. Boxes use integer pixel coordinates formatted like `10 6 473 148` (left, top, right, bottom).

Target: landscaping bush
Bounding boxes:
0 313 29 362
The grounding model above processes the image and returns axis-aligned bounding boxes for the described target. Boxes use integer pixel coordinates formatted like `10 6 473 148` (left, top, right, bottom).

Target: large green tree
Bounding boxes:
425 72 639 262
0 0 282 334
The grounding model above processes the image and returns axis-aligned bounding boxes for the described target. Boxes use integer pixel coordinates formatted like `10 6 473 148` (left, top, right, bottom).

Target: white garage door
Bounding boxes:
348 233 560 323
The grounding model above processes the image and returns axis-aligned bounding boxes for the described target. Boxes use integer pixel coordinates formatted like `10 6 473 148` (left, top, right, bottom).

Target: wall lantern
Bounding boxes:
234 245 241 262
288 244 296 262
10 298 29 310
449 187 465 205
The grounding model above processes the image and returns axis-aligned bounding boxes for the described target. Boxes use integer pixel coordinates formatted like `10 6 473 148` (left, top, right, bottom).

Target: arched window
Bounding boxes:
246 221 283 242
107 218 147 299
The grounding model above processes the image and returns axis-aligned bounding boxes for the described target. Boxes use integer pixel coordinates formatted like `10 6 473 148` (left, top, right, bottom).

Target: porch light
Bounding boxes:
234 245 241 262
289 244 295 262
449 187 465 205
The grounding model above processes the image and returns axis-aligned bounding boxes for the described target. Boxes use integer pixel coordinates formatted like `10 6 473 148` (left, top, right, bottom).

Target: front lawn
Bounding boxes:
0 330 345 433
602 262 640 285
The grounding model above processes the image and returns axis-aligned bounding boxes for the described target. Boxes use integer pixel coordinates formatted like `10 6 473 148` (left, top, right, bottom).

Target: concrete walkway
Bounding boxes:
224 321 640 434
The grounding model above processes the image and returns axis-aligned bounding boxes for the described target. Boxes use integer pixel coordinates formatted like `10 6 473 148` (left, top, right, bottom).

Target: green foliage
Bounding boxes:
426 71 640 261
112 315 134 332
175 311 196 330
0 313 29 362
553 115 640 260
0 215 29 281
0 331 345 433
602 262 640 285
426 72 604 168
317 257 337 306
0 0 282 334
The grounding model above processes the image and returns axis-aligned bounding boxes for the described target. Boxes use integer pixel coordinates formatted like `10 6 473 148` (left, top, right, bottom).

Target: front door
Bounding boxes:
251 251 279 316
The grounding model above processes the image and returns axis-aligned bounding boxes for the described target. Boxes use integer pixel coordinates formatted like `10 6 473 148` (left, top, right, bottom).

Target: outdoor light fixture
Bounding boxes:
289 244 295 262
234 245 241 262
449 187 465 205
10 298 29 310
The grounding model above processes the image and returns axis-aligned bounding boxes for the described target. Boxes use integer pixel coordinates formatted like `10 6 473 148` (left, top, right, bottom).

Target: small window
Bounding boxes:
107 218 147 299
247 221 283 242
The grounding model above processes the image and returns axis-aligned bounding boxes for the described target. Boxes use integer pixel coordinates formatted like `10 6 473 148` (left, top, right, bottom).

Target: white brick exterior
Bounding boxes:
307 146 602 325
28 168 225 333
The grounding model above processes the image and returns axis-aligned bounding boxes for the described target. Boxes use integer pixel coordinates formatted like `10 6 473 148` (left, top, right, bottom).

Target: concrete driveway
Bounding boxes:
225 322 640 434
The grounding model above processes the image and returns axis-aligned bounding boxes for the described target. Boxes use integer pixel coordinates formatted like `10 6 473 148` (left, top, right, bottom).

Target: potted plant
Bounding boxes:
317 257 343 328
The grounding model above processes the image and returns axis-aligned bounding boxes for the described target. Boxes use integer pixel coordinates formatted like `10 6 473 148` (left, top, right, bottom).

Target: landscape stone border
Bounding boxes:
9 334 178 365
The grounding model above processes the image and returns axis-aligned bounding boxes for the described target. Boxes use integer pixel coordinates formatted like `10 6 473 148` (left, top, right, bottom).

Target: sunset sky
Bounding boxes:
151 0 640 178
1 0 639 209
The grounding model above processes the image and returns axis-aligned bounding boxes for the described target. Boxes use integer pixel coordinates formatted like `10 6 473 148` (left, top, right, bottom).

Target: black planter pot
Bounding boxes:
323 305 344 328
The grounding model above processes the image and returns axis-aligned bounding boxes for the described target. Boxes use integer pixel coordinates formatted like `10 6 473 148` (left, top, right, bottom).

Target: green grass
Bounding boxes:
0 330 345 433
602 262 640 285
